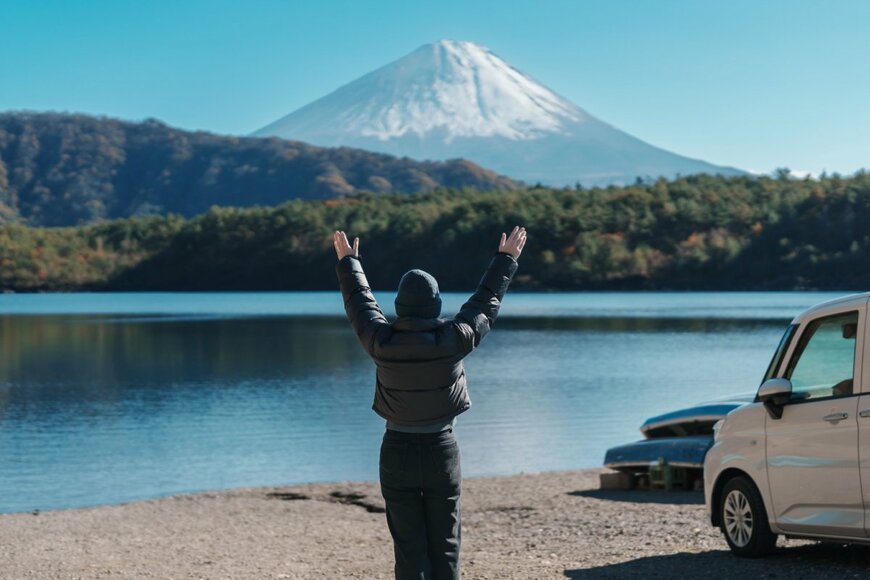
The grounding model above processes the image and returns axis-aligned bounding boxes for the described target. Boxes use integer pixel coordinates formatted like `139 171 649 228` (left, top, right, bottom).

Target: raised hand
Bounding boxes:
499 226 527 259
333 230 359 260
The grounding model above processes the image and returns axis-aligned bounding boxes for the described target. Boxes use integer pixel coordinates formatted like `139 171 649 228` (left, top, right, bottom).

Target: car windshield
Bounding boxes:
762 324 797 384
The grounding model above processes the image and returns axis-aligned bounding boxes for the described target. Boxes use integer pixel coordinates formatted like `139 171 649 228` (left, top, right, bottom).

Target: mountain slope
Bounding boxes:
0 111 519 226
253 40 744 186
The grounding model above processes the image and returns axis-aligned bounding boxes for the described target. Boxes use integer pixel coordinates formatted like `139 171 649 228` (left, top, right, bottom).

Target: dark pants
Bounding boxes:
379 428 461 580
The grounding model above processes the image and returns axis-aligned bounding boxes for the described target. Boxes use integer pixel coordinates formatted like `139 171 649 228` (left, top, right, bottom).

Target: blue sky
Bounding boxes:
1 0 868 176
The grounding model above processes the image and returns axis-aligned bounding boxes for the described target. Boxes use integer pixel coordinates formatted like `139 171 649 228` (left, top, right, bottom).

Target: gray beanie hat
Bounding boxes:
395 269 442 319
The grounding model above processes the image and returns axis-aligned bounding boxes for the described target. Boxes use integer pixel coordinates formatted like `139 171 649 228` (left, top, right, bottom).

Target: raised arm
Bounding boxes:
453 226 526 354
334 230 388 356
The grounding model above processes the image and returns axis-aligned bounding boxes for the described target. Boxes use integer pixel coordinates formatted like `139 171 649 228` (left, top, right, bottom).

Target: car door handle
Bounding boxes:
823 412 849 423
859 409 870 418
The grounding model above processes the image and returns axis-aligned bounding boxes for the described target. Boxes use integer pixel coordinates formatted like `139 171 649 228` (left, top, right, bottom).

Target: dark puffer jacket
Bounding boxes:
336 253 518 425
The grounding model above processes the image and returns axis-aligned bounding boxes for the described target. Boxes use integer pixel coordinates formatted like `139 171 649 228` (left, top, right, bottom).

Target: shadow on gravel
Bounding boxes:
266 492 310 501
328 491 386 514
564 543 870 578
567 489 703 505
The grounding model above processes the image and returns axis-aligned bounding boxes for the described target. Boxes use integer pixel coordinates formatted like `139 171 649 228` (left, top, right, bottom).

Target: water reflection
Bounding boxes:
0 315 362 387
1 310 789 513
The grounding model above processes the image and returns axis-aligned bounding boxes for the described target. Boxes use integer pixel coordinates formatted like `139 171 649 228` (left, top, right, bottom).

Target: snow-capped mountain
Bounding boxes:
253 40 744 186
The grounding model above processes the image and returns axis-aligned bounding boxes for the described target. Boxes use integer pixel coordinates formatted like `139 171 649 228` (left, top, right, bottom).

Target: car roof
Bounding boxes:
792 292 870 324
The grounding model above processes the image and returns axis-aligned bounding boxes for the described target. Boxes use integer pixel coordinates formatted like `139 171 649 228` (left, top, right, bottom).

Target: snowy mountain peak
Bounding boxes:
389 39 586 140
252 41 745 186
255 39 586 143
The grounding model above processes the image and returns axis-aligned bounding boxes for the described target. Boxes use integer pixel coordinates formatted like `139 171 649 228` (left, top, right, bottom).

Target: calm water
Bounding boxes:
0 291 852 513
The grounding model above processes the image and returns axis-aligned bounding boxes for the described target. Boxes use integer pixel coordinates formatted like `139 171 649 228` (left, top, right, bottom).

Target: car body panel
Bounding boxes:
766 296 866 537
705 292 870 543
790 293 870 327
859 391 870 531
705 402 774 526
765 396 863 536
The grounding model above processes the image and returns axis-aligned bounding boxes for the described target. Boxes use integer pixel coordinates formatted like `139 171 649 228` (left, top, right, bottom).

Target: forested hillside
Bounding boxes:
0 112 519 226
2 172 869 292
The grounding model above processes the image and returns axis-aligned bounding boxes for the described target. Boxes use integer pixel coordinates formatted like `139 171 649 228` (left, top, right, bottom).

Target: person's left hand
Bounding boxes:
499 226 527 259
333 230 359 260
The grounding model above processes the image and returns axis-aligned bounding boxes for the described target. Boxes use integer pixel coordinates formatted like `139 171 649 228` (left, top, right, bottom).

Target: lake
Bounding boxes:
0 291 851 513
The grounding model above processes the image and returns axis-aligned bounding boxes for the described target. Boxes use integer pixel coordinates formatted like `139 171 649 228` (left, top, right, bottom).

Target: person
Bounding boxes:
333 226 527 580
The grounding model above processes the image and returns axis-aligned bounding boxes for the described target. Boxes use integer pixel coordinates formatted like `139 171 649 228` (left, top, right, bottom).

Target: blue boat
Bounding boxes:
604 394 753 473
639 397 753 439
604 435 714 470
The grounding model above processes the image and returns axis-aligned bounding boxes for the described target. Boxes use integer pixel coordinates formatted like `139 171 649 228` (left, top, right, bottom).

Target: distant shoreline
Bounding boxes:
4 174 870 293
0 290 846 321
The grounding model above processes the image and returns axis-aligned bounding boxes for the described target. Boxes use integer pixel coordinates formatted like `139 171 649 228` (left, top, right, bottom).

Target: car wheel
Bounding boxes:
719 476 777 557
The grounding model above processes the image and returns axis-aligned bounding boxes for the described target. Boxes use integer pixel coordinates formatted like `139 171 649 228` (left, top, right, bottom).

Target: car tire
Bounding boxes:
719 476 777 557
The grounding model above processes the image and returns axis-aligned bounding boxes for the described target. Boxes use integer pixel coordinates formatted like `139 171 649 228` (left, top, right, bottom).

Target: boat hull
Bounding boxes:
604 435 713 471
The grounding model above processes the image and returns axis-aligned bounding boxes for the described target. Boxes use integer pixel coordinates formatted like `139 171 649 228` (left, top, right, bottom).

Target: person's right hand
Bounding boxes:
499 226 527 259
333 230 359 260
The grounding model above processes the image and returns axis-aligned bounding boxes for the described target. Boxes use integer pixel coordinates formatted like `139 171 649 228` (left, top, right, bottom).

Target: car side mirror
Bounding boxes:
758 378 793 420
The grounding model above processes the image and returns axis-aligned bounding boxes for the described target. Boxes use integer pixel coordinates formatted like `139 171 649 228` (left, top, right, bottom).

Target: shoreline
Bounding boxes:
2 468 866 579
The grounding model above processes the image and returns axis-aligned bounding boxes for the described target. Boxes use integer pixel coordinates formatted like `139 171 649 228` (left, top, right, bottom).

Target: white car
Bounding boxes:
705 292 869 557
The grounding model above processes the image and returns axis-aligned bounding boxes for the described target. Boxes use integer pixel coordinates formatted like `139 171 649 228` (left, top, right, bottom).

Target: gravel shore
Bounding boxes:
2 469 868 579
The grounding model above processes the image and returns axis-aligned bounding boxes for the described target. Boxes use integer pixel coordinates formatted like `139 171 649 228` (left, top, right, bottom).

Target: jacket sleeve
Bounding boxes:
336 255 389 356
453 252 518 355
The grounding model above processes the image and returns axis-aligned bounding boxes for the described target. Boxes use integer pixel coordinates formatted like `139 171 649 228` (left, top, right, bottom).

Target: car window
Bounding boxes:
785 311 858 401
762 324 797 383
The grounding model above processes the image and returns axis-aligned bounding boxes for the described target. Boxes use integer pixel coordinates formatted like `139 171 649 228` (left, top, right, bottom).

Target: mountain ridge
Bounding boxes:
0 111 519 226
